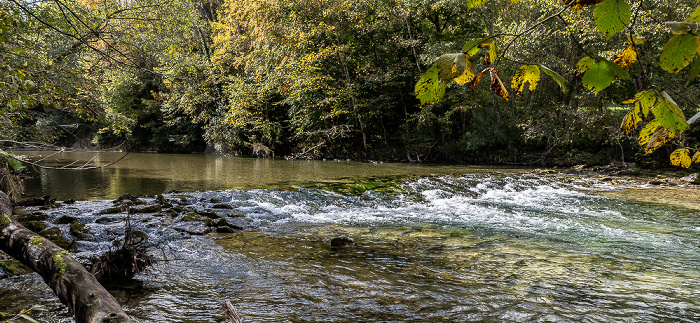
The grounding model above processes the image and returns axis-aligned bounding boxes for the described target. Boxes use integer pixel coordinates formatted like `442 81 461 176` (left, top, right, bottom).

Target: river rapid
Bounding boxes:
1 152 698 322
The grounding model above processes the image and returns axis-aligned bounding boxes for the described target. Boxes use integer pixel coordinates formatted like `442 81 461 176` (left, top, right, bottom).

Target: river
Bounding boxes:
1 152 698 322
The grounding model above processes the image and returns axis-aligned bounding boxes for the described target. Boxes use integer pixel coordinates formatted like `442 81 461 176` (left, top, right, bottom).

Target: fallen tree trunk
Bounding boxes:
0 191 133 323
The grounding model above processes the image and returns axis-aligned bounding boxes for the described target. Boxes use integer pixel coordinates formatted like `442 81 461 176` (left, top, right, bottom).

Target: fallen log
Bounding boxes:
0 191 133 323
222 301 242 323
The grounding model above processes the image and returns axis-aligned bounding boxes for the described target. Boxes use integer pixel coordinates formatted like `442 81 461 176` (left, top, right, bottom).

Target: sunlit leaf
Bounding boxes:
670 149 692 168
19 314 40 323
688 6 700 23
489 69 509 100
462 38 490 57
622 90 656 119
576 56 595 75
660 34 698 73
693 151 700 163
415 64 447 105
638 120 675 154
511 65 540 96
468 0 490 9
620 108 642 135
454 57 475 85
594 0 630 39
538 65 568 93
569 0 604 14
478 40 497 66
652 92 688 134
613 44 637 68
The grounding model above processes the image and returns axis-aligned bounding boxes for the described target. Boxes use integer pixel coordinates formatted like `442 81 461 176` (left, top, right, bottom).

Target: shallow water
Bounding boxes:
1 153 699 322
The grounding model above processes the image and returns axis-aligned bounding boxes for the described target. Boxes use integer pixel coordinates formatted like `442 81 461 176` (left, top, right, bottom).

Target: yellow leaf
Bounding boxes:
613 45 637 68
511 65 541 97
692 151 700 163
576 56 595 75
620 109 642 135
638 121 675 154
626 35 647 45
454 58 475 85
478 40 497 66
670 148 692 168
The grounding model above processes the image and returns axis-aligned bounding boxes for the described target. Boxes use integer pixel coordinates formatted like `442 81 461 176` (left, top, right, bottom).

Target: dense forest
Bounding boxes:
1 0 699 165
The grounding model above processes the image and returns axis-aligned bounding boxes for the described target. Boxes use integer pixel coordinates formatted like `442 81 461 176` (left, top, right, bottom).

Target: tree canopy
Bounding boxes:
1 0 698 166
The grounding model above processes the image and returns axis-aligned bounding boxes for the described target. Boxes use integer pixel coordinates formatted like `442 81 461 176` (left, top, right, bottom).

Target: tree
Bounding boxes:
414 0 700 166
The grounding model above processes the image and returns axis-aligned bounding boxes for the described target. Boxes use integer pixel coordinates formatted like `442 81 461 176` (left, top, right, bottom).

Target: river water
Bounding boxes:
1 152 699 322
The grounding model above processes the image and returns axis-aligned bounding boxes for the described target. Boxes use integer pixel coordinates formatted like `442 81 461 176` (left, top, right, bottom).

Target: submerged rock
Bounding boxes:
330 236 355 249
70 221 88 239
39 227 71 249
129 204 162 214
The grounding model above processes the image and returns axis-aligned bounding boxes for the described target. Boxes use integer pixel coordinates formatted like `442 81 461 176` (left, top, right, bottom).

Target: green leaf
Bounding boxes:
687 57 700 84
652 92 688 134
538 65 568 93
688 6 700 23
576 56 595 75
462 37 490 56
478 40 497 65
415 64 447 105
622 90 656 118
594 0 631 39
582 60 615 95
670 148 692 168
511 65 540 96
660 34 698 73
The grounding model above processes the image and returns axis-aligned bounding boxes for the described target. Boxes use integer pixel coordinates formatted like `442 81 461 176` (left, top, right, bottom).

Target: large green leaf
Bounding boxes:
651 92 688 134
660 34 698 73
538 65 568 93
594 0 630 39
582 60 615 95
688 6 700 23
415 53 470 105
415 64 447 105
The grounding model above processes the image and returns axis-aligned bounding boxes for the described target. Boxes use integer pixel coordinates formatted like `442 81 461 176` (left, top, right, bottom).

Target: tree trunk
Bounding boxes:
0 191 133 323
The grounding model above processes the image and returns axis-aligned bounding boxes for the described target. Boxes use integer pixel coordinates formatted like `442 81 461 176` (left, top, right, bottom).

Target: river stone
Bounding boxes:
70 221 88 239
129 204 162 214
14 210 49 222
197 211 221 219
22 221 48 233
182 212 204 222
330 236 355 249
56 215 77 224
39 227 71 249
100 206 126 214
96 216 119 224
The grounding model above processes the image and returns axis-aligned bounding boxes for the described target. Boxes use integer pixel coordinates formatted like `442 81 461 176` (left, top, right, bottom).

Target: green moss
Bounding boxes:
29 235 46 247
52 250 69 277
0 214 10 226
69 221 88 239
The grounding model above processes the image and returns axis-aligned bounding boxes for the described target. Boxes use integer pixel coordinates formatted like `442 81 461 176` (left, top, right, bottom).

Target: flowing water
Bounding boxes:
1 152 699 322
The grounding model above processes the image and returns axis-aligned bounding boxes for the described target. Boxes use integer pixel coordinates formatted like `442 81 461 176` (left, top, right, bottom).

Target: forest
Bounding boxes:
1 0 699 166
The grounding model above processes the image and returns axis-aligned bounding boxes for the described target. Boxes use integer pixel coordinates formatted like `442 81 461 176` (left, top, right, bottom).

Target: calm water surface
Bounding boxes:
1 152 698 322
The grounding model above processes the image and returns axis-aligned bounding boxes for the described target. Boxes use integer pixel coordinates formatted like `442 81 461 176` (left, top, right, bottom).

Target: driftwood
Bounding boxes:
223 301 242 323
0 191 133 323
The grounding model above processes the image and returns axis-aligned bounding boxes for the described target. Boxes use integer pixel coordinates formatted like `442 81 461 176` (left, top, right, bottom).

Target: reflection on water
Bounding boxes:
15 151 514 200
